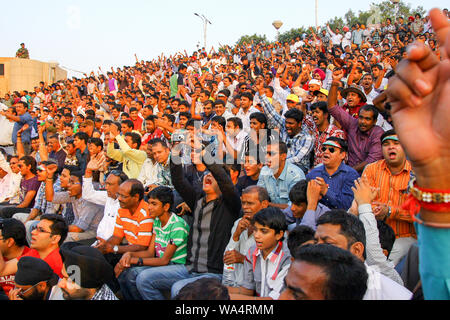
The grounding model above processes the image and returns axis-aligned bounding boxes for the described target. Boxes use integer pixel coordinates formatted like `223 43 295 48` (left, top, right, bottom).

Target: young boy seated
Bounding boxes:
115 186 189 300
227 207 291 300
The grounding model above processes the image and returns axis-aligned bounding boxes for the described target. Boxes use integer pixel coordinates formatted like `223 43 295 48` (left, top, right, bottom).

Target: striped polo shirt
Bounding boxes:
113 200 154 246
153 213 189 264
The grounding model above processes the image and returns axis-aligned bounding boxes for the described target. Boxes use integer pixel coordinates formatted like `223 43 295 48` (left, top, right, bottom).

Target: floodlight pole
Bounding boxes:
194 13 212 49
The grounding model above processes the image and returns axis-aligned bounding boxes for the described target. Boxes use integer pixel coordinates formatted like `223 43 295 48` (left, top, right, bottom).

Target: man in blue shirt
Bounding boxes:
0 101 34 155
306 137 359 211
257 141 305 210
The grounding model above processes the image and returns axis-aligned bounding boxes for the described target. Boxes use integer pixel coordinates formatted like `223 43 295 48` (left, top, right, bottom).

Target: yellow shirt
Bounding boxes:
106 134 147 179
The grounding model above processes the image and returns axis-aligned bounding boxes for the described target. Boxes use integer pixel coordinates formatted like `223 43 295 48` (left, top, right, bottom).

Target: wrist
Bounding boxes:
306 200 318 211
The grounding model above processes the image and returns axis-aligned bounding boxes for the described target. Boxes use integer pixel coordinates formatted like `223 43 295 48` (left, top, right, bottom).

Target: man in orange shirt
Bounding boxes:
95 179 153 267
362 130 416 265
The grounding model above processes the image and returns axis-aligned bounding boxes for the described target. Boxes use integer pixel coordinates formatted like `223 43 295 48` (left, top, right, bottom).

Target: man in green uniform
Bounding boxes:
16 43 29 59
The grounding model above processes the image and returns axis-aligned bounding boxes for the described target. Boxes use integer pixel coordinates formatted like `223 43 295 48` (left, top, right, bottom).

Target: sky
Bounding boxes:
2 0 447 78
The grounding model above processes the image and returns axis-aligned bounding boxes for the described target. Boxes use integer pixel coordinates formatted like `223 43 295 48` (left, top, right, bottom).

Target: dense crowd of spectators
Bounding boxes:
0 9 448 301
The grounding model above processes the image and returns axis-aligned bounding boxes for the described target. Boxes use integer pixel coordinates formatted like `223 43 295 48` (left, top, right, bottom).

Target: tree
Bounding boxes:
236 34 268 46
326 16 346 30
278 27 310 44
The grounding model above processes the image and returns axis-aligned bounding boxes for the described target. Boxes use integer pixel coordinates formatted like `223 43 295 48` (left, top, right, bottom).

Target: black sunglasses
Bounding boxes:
321 146 340 153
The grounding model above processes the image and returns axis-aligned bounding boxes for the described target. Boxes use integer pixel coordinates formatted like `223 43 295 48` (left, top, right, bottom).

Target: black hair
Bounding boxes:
359 104 379 121
174 277 229 300
287 225 315 254
316 210 366 260
289 180 308 205
179 112 192 120
326 137 348 153
380 129 396 143
0 218 27 247
163 113 175 125
227 117 243 130
377 220 396 257
211 116 226 131
16 101 28 110
252 207 287 241
102 119 113 126
74 131 89 145
127 179 145 201
310 101 328 115
240 92 254 102
249 112 267 128
284 108 304 123
225 163 241 175
88 137 104 150
213 99 226 108
121 119 134 129
124 132 142 149
148 186 174 208
145 115 158 122
292 244 368 300
40 214 68 247
19 155 37 174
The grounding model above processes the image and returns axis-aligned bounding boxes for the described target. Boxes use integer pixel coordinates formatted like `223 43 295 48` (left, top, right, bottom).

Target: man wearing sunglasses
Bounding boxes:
45 166 104 244
8 256 60 300
306 138 359 211
0 214 68 280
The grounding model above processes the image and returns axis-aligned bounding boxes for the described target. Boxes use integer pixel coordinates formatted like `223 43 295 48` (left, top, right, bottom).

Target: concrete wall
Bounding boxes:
0 58 67 95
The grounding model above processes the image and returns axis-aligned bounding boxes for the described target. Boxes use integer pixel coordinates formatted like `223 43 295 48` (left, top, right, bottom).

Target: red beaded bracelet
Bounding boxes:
402 178 450 228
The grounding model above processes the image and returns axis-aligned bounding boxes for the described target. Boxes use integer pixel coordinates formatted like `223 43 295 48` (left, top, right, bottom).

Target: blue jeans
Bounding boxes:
118 266 150 300
135 264 222 300
136 264 190 300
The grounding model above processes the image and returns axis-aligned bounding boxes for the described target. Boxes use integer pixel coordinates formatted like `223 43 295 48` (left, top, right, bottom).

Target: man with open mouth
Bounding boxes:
361 130 416 266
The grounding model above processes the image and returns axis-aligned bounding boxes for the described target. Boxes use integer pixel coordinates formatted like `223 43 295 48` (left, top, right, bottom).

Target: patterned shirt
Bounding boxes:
33 178 62 215
303 115 346 166
153 213 189 264
260 95 314 173
91 284 118 300
155 157 173 188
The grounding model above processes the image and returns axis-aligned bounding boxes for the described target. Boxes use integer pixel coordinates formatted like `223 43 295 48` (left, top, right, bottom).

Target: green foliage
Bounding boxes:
236 34 268 46
235 1 428 45
340 1 427 27
278 27 310 44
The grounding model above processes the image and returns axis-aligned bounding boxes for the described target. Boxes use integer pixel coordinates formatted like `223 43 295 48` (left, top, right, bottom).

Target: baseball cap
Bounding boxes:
286 94 300 103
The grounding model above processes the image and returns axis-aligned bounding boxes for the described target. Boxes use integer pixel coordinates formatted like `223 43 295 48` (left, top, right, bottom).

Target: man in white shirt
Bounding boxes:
235 92 259 133
82 156 128 245
0 153 21 204
314 210 412 300
326 24 343 47
137 141 159 189
225 117 248 160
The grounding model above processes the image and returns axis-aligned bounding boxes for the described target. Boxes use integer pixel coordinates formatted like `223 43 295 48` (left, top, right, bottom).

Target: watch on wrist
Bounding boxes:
113 245 119 254
137 257 143 266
